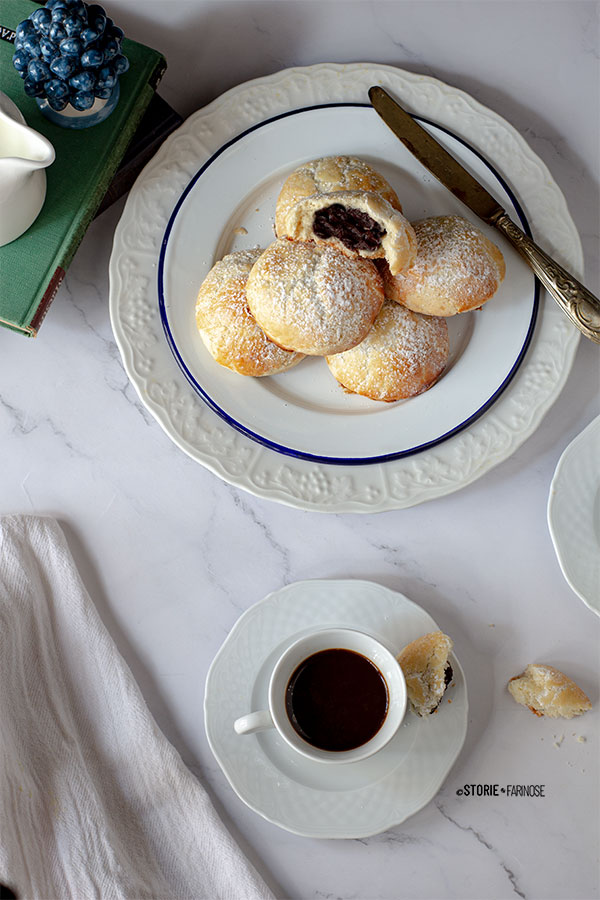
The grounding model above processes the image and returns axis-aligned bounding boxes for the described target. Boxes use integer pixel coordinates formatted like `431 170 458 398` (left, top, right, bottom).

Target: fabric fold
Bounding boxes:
0 515 273 900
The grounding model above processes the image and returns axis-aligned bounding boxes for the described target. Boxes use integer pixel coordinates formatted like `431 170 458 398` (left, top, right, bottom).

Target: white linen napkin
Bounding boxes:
0 515 274 900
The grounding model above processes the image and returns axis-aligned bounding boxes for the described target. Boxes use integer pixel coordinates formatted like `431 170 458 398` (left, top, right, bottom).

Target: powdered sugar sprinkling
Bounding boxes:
385 215 506 316
246 239 384 355
327 299 449 401
196 248 304 376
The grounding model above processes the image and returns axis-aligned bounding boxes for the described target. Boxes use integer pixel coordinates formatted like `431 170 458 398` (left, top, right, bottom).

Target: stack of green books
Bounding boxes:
0 0 167 335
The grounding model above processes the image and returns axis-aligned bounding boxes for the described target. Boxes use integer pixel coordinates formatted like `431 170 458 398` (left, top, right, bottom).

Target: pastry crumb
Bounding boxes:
553 734 565 748
575 735 587 743
233 226 248 236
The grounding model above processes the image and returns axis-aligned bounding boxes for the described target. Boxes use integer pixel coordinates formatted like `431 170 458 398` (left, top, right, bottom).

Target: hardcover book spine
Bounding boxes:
0 0 166 335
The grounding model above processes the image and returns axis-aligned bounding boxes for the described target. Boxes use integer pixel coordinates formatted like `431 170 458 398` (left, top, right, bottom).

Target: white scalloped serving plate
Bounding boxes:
548 416 600 616
204 579 468 838
109 63 581 512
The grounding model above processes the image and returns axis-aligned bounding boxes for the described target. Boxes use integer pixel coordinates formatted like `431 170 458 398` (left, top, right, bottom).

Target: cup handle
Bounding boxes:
234 710 274 735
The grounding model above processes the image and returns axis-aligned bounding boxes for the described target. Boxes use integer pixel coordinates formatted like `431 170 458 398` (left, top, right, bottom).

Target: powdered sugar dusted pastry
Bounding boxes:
195 248 304 376
508 664 592 719
283 190 417 276
275 155 402 237
326 300 448 402
246 239 385 356
397 631 454 716
383 215 506 316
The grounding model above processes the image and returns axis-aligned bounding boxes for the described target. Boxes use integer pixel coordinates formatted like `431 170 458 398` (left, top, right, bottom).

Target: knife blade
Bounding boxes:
369 85 504 224
369 85 600 344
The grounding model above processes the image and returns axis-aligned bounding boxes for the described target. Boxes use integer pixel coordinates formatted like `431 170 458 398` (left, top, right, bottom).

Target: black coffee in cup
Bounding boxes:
285 648 389 752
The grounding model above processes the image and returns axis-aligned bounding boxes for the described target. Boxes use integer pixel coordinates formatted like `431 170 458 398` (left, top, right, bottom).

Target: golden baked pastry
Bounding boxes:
397 631 454 716
283 190 417 276
195 248 304 376
382 215 506 316
508 664 592 719
245 239 385 356
275 155 402 237
326 300 448 401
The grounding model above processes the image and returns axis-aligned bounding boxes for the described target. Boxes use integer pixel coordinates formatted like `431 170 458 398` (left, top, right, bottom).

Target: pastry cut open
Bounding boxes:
283 190 417 275
397 631 454 716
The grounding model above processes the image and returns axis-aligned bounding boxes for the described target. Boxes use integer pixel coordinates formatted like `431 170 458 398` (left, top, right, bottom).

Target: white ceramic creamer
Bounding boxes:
0 91 55 247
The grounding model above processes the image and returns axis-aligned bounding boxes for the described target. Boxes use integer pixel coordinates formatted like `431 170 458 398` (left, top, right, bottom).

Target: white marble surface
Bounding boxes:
2 2 599 898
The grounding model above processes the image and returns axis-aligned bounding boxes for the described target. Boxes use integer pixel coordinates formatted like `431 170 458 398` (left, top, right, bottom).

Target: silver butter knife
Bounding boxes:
369 85 600 344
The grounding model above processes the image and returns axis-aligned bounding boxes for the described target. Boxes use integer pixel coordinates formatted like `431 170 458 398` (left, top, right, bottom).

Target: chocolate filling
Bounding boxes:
444 662 454 688
431 663 454 714
312 204 386 252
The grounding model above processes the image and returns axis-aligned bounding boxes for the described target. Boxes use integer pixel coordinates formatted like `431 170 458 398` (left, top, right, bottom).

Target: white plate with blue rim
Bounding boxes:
158 102 537 465
548 416 600 617
109 63 581 511
204 579 468 838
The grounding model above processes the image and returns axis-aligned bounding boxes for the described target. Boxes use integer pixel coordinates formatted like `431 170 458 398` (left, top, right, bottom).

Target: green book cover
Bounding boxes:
0 0 166 335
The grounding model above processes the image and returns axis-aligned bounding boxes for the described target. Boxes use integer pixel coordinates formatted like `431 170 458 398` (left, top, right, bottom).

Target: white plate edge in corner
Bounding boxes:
109 62 581 513
547 415 600 617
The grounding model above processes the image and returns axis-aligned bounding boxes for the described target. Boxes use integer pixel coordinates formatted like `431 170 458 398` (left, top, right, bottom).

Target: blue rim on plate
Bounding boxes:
158 102 539 467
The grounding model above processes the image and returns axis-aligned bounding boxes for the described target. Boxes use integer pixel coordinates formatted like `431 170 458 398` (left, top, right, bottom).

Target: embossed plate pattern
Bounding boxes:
547 416 600 617
204 579 468 838
109 63 581 511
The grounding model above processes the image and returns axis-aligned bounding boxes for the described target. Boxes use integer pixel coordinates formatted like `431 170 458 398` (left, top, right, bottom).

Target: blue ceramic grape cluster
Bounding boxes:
12 0 129 112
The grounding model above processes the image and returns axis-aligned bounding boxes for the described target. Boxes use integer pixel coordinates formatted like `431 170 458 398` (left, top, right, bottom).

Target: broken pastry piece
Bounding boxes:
283 190 417 275
397 631 454 716
508 664 592 719
275 155 403 236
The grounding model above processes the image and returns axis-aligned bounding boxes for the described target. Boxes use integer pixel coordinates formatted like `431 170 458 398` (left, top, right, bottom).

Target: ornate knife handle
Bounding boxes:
492 212 600 343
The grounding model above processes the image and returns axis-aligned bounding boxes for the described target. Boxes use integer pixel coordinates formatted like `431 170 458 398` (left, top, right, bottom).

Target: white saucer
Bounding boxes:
204 580 468 838
548 416 600 617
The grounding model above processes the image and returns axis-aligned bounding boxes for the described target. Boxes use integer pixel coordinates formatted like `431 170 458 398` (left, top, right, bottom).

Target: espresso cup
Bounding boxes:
234 627 407 764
